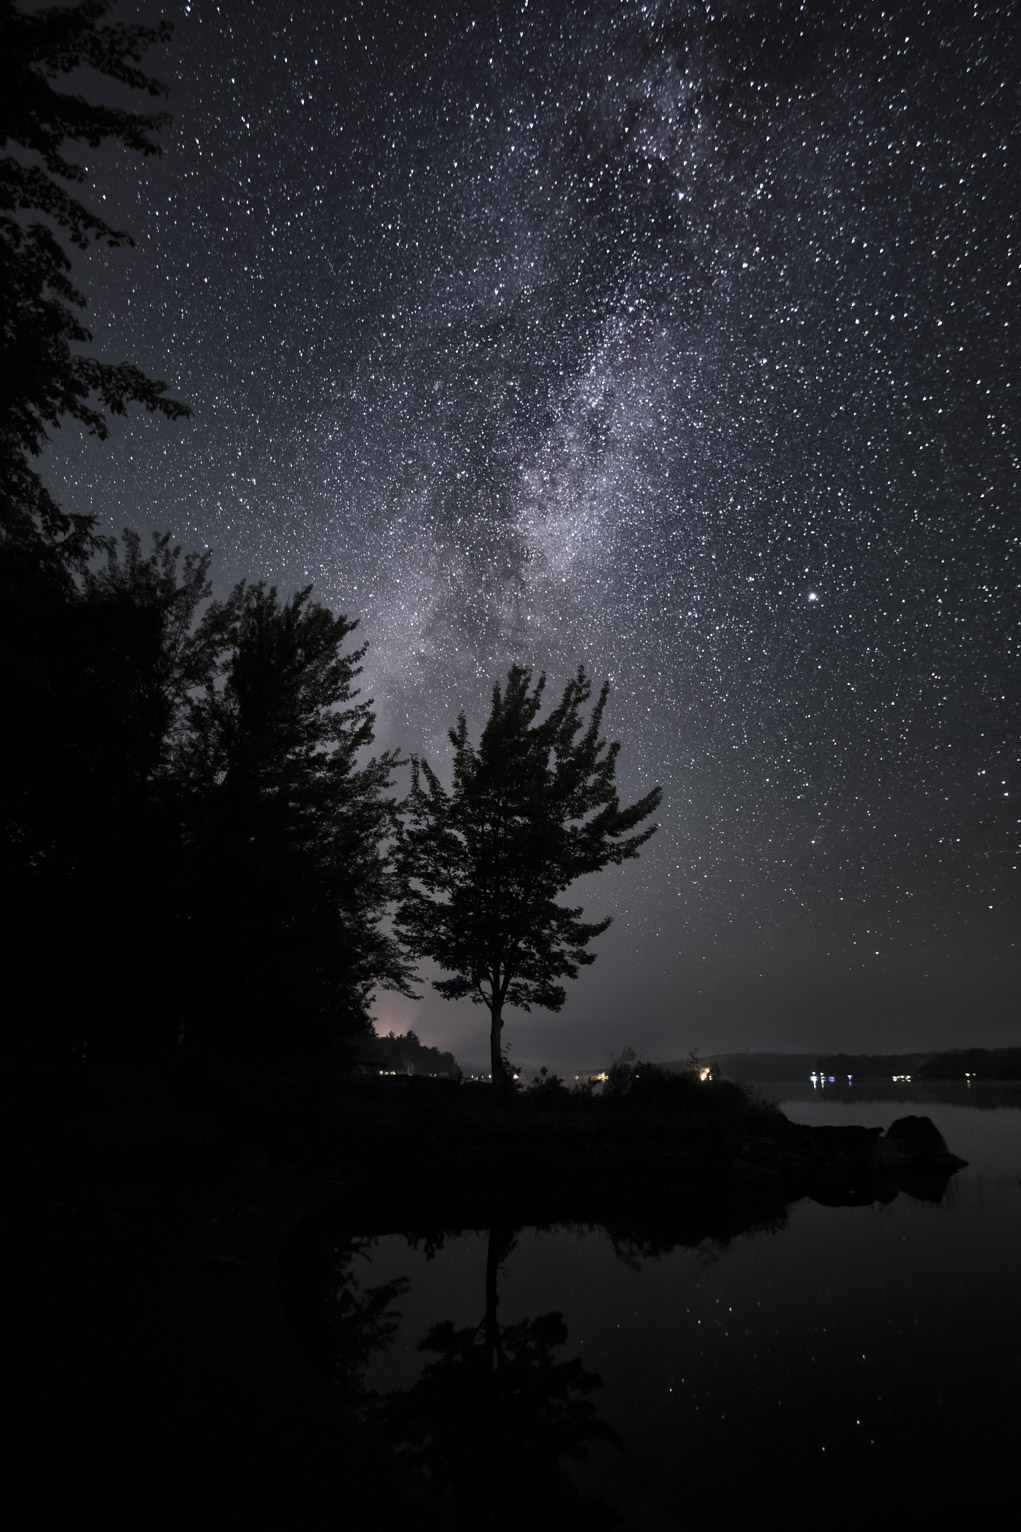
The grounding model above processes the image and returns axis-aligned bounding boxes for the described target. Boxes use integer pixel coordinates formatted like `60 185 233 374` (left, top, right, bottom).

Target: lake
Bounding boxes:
285 1083 1020 1527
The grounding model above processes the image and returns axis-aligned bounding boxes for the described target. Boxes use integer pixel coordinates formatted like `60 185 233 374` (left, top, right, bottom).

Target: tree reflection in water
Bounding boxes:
324 1236 411 1396
325 1226 623 1528
288 1163 988 1526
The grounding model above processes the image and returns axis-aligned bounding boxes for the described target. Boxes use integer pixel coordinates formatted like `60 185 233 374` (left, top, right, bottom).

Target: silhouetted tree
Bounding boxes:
5 534 411 1069
0 0 188 560
81 530 240 757
178 583 411 1063
3 531 239 1062
396 666 661 1086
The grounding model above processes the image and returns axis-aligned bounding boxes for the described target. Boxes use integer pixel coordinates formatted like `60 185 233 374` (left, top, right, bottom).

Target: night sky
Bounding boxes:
44 0 1018 1070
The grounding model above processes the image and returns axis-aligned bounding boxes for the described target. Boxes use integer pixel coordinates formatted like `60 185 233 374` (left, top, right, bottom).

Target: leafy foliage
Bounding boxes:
3 530 232 1061
603 1045 639 1098
396 665 661 1080
0 0 188 555
4 531 409 1069
178 582 412 1062
523 1065 571 1103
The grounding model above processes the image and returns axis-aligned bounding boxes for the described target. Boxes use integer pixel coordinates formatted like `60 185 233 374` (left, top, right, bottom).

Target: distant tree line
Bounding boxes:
364 1030 461 1078
817 1048 1021 1082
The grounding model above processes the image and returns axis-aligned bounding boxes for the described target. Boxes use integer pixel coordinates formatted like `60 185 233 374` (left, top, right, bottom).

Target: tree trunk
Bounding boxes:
489 1000 503 1088
483 1226 507 1373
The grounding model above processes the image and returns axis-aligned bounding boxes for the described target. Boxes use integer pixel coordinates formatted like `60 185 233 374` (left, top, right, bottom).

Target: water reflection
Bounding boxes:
324 1236 410 1396
281 1112 1019 1529
283 1187 806 1528
307 1225 625 1526
788 1079 1021 1112
374 1226 623 1525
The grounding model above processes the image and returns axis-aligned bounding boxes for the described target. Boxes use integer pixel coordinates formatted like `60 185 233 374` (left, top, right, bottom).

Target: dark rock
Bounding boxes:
805 1124 883 1167
810 1179 898 1208
901 1168 958 1203
880 1114 965 1169
886 1114 948 1154
783 1116 966 1204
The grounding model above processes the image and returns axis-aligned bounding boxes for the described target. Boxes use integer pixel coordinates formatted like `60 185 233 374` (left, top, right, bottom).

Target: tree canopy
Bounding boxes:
396 666 661 1084
2 529 234 1062
177 581 412 1063
0 0 188 558
4 533 411 1068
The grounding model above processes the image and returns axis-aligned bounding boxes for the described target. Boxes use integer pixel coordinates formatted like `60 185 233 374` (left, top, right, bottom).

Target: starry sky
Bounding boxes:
44 0 1018 1069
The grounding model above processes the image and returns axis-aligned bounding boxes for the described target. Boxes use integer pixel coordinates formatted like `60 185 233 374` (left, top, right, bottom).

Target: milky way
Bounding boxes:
46 0 1018 1066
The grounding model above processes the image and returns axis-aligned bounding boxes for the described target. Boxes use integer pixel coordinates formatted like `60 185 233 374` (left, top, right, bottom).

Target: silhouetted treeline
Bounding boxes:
363 1029 461 1078
817 1053 919 1080
2 530 410 1071
818 1047 1021 1081
915 1046 1021 1081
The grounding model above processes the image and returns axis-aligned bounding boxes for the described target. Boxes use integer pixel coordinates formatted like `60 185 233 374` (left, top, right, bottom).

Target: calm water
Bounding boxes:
289 1085 1020 1527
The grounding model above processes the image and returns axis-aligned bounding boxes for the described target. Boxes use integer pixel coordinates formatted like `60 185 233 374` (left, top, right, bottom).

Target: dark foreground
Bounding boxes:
13 1066 967 1529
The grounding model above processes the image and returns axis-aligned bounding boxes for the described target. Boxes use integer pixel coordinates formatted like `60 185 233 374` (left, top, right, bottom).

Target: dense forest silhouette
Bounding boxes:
4 529 412 1069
